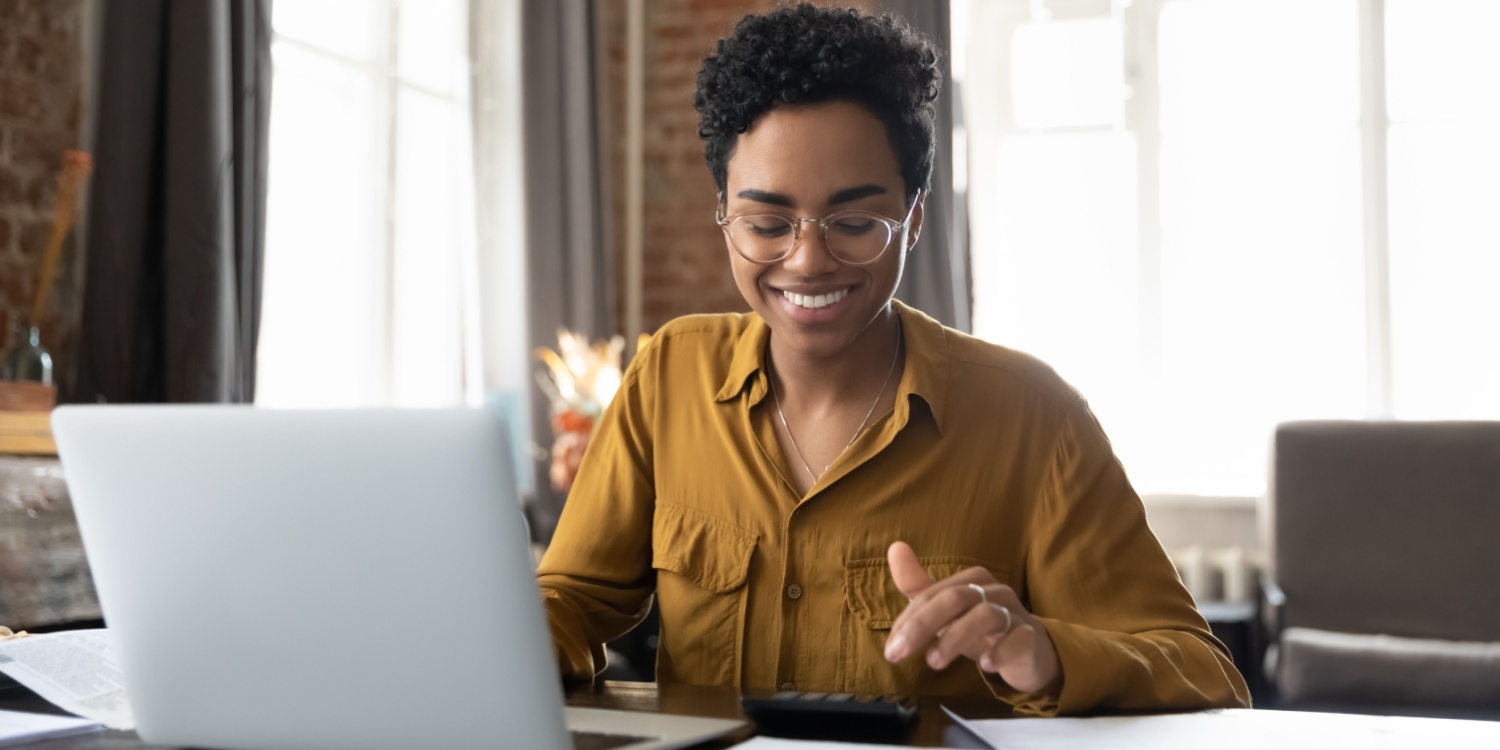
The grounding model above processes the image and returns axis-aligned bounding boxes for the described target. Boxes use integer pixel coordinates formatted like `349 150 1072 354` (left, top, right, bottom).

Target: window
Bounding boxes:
1383 0 1500 418
957 0 1500 497
258 0 478 408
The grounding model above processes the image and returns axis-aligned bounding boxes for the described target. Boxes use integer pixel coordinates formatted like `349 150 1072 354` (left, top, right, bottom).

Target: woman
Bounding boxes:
537 3 1249 715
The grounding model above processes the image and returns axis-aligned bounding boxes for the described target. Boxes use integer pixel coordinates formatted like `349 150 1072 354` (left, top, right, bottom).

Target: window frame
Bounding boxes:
263 0 474 407
957 0 1411 499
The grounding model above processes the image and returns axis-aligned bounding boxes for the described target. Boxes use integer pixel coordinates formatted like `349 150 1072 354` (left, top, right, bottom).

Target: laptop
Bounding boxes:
52 406 746 750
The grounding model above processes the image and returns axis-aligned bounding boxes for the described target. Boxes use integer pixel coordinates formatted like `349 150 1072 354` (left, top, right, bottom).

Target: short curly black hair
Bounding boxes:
694 3 942 201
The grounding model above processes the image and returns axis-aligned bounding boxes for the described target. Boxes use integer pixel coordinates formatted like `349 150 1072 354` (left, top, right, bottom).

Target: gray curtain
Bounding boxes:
880 0 972 333
518 0 617 538
75 0 271 404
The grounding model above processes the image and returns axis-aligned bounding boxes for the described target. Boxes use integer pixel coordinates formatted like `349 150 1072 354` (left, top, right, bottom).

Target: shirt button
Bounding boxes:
786 584 803 600
781 682 796 691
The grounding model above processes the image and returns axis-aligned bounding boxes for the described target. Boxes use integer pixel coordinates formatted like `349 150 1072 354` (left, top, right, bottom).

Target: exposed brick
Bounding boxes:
0 260 32 313
0 0 84 394
37 2 80 36
13 35 45 77
686 0 753 13
0 166 25 204
10 126 78 173
0 25 14 69
16 20 80 88
17 219 51 261
3 0 40 28
0 76 44 120
655 23 694 42
22 171 54 213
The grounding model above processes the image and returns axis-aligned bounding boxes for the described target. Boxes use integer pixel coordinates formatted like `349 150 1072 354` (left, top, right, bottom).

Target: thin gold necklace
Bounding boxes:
768 317 903 485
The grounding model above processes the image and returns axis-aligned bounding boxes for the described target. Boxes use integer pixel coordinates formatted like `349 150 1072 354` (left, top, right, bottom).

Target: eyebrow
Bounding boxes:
735 183 889 208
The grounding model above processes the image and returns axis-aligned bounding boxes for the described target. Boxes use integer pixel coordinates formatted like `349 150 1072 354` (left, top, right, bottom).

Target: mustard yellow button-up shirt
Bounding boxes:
538 301 1250 715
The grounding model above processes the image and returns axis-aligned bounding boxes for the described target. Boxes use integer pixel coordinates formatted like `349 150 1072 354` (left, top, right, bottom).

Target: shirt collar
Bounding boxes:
714 314 772 404
713 300 951 435
891 299 951 435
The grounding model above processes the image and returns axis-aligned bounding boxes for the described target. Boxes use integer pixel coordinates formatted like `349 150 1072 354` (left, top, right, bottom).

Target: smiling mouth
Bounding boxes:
781 287 850 310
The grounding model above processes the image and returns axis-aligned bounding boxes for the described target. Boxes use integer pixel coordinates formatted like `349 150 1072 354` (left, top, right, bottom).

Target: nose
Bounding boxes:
781 219 842 276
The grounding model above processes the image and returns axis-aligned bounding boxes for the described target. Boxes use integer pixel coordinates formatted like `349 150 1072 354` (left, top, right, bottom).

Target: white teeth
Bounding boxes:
784 288 849 310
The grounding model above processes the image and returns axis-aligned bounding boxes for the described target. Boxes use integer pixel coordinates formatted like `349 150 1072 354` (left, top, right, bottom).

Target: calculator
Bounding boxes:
740 691 919 738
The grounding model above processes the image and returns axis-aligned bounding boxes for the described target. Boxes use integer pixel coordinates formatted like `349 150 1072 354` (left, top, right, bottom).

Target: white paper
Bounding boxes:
944 707 1500 750
0 709 102 747
731 737 914 749
0 630 135 730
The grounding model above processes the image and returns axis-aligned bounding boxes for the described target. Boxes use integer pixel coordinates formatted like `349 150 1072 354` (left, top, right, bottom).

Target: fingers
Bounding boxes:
888 566 996 637
886 578 1016 663
983 616 1060 693
886 541 934 599
923 600 1014 671
933 598 1061 694
879 556 1063 693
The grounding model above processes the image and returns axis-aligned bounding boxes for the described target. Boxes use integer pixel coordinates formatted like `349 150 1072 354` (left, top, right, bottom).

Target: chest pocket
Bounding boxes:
842 556 1011 695
651 501 757 686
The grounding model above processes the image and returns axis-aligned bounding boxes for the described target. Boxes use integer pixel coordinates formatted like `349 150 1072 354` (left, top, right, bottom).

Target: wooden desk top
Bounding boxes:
0 680 1003 748
5 681 1499 748
570 681 1004 748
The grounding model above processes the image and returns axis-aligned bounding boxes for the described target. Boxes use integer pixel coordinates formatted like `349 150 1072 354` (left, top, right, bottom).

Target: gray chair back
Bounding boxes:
1270 421 1500 642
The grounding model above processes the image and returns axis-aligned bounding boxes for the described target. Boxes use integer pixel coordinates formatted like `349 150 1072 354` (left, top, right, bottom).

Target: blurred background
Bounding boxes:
0 0 1496 715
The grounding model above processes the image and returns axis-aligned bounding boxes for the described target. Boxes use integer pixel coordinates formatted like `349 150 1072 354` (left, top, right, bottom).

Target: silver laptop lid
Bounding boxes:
53 406 571 750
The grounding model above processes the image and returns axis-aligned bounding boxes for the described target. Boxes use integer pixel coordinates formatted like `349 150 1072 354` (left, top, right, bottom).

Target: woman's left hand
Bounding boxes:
883 541 1064 695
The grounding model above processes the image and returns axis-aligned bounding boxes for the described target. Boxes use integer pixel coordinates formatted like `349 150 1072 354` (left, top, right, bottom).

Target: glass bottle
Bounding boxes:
2 325 53 386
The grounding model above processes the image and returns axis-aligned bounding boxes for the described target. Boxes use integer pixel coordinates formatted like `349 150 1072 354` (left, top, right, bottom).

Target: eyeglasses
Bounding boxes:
715 190 922 266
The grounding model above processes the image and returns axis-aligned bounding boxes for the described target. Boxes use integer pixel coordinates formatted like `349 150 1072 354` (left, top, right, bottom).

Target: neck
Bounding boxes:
767 306 902 409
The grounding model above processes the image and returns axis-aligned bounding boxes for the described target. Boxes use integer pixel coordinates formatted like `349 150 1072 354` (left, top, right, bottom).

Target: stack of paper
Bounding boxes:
0 709 101 747
943 707 1500 750
0 630 135 730
730 708 1500 749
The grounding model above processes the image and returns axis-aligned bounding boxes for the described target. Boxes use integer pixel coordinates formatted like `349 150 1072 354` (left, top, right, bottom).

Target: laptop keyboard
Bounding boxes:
570 729 658 750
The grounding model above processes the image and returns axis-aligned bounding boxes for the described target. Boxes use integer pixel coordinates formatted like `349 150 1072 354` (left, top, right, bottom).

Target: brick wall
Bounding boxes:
601 0 872 334
0 0 87 393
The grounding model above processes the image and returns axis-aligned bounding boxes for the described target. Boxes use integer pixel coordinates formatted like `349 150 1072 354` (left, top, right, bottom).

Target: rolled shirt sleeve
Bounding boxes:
984 398 1251 714
536 349 659 682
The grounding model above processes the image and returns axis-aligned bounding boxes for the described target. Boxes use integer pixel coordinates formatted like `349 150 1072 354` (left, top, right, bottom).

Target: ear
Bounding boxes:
905 190 926 253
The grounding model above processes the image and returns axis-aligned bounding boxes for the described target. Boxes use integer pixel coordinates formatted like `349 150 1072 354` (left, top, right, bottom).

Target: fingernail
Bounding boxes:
980 656 995 672
885 634 906 661
927 649 944 669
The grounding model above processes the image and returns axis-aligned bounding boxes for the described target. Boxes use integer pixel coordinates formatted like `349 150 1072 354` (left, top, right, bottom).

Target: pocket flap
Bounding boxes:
845 556 1011 629
652 502 757 594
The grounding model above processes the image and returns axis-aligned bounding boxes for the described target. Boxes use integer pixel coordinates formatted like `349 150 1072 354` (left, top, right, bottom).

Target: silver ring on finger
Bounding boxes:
968 584 1012 639
992 604 1013 639
967 582 989 606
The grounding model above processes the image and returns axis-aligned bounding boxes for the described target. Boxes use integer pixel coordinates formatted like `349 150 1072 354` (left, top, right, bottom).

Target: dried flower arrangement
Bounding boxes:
29 151 94 327
534 330 625 491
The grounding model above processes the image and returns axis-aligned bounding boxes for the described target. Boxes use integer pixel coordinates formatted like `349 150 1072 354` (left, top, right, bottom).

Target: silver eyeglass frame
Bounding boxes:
714 189 923 266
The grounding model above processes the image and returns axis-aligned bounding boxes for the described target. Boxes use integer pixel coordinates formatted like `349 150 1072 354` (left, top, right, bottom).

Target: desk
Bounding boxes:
0 680 999 749
0 681 1495 749
0 455 101 629
568 681 1002 748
